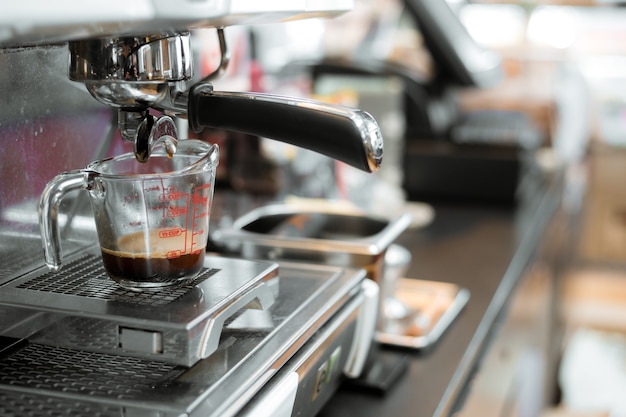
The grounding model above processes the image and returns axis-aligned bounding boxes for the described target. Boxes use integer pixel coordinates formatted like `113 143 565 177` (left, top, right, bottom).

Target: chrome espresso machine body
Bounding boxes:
0 3 382 416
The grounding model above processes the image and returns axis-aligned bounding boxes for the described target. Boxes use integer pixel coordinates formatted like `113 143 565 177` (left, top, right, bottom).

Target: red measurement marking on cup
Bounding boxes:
191 183 211 205
186 183 212 250
191 226 206 249
167 205 188 218
192 194 209 206
159 192 183 202
159 228 183 238
159 186 185 202
167 250 182 259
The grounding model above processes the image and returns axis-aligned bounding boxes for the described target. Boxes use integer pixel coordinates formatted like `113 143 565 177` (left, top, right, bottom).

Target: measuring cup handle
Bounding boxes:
38 170 88 271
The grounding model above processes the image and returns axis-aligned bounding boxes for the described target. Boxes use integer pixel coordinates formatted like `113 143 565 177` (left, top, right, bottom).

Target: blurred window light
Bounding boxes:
459 4 527 48
527 6 578 50
580 56 626 82
254 18 326 73
284 18 326 52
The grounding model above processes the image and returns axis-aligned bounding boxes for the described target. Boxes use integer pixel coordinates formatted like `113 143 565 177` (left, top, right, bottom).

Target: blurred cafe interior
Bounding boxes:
1 0 626 416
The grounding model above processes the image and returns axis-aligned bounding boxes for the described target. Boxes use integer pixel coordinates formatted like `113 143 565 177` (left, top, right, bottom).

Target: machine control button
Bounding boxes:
313 346 342 399
326 346 342 384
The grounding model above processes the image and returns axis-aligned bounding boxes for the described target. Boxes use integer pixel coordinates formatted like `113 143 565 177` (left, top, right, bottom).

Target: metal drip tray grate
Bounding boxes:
0 241 42 283
0 343 183 398
16 254 220 307
0 252 280 366
0 390 123 417
0 343 186 417
0 234 88 286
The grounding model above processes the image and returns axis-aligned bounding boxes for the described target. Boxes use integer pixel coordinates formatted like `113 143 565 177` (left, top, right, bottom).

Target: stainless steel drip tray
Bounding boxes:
0 261 366 417
0 249 279 366
0 232 88 286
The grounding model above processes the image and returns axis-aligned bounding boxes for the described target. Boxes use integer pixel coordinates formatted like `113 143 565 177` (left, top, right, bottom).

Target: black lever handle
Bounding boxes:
188 87 383 173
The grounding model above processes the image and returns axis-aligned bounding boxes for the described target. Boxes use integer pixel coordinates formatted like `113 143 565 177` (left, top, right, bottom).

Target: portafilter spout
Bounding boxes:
68 30 383 171
69 32 192 161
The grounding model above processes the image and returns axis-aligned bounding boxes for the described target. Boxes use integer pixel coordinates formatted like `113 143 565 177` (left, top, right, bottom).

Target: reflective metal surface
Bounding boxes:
0 253 279 366
0 45 112 285
212 204 413 278
377 278 470 349
69 34 193 108
0 259 367 417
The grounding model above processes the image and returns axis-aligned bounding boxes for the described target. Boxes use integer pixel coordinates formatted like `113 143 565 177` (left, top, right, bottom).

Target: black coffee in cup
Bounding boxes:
100 229 204 287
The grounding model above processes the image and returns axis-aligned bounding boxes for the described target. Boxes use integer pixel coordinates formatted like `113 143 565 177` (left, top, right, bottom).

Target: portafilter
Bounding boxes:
68 30 384 169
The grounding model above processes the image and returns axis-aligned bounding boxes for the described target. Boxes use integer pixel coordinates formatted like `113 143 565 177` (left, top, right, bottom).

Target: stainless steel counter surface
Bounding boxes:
318 170 566 417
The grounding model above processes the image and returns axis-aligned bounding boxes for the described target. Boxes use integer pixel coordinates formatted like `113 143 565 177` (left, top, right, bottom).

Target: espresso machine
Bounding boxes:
0 3 384 416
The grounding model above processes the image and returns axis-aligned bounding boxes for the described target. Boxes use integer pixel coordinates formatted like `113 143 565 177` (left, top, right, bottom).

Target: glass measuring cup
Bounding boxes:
39 139 219 290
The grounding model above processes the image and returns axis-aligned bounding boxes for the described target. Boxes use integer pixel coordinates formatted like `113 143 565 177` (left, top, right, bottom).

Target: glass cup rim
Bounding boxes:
85 139 219 180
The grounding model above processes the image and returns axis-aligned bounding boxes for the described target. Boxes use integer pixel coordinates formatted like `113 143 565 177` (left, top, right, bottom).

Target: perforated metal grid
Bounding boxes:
30 316 187 355
0 235 86 285
29 316 123 351
0 343 184 398
16 254 219 307
0 236 47 284
0 390 123 417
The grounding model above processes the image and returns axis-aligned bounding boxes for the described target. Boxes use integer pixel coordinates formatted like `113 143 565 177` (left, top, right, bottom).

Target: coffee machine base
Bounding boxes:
0 252 281 366
0 254 377 417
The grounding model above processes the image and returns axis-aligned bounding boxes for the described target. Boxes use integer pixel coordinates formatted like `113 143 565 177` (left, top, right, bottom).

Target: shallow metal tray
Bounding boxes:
377 278 470 349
